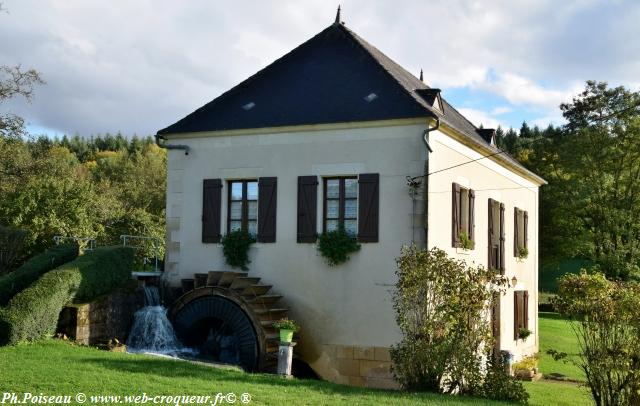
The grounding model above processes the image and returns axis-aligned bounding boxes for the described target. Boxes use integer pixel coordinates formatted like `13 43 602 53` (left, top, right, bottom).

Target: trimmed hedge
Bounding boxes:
0 246 134 345
0 245 79 306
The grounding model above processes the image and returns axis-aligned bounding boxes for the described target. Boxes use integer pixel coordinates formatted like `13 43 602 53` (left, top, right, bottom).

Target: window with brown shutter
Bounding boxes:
323 176 358 235
513 290 529 340
297 176 318 243
452 183 475 248
514 208 528 257
227 180 258 236
357 173 379 242
488 199 505 273
257 177 277 243
202 179 222 243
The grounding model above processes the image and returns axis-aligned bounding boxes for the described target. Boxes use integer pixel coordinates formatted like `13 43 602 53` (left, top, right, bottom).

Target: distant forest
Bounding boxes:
0 133 166 264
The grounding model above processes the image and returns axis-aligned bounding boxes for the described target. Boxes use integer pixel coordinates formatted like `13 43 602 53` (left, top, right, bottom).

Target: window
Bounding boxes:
452 183 475 248
514 290 529 340
514 208 528 256
488 199 505 273
323 177 358 235
227 180 258 236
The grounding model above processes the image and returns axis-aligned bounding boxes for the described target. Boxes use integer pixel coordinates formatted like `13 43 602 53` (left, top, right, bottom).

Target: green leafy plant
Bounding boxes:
272 318 300 332
513 355 538 372
317 227 361 266
390 245 511 396
518 327 532 340
0 246 134 345
459 231 475 250
221 230 255 271
553 272 640 406
517 246 529 260
0 244 79 306
479 356 530 404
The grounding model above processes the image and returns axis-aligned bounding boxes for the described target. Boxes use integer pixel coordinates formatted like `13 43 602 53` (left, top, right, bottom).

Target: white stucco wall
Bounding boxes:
164 119 541 374
165 121 429 367
427 129 540 360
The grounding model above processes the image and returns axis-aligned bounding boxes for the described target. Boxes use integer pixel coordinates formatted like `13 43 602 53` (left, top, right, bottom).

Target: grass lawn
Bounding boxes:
538 312 585 382
0 340 592 405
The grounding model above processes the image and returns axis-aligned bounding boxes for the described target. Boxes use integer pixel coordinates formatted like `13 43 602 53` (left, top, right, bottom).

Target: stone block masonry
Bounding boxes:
57 291 139 345
320 344 399 389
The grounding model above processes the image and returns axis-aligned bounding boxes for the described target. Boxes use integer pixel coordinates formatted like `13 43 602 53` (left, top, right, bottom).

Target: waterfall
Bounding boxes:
126 286 193 356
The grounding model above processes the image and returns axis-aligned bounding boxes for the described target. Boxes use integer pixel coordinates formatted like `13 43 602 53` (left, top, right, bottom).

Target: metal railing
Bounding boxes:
120 235 163 273
53 236 96 251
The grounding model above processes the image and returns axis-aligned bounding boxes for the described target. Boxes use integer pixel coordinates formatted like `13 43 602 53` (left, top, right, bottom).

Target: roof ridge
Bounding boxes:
337 24 438 116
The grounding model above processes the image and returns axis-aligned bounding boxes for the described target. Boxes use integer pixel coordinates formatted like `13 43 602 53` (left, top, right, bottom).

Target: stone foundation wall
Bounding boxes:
57 291 140 345
318 344 399 389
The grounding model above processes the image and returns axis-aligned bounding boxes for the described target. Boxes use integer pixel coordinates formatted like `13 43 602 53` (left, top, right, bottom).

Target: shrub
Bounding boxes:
553 272 640 406
0 244 79 306
390 246 510 395
221 231 255 271
0 246 134 345
479 357 530 404
0 225 29 274
317 227 361 266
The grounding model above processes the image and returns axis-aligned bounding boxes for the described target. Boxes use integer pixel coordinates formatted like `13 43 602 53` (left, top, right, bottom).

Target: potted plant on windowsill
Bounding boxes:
220 230 255 271
317 226 361 266
517 247 529 260
273 318 300 343
459 231 475 250
518 327 532 341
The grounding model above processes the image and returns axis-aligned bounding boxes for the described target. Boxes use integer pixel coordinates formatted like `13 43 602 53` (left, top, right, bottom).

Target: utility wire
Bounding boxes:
409 98 640 181
410 135 545 181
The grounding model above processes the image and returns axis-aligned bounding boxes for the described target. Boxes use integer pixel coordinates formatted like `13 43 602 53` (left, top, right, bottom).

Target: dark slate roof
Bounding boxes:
158 22 544 183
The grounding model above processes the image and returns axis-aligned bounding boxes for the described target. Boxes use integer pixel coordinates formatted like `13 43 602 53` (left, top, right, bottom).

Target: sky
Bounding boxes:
1 0 639 138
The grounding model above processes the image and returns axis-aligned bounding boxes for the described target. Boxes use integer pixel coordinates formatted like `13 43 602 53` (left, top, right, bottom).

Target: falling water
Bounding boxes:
126 286 193 356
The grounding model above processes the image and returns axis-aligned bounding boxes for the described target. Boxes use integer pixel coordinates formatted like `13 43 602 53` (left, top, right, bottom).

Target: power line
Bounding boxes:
410 99 640 181
410 135 545 181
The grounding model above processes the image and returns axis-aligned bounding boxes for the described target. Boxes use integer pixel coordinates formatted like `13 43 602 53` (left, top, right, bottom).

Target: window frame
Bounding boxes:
226 179 258 235
514 290 529 340
323 176 358 234
458 187 472 241
514 208 528 254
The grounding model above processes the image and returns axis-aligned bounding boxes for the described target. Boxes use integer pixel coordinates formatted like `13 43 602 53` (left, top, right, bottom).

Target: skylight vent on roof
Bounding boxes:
242 102 256 111
364 93 378 102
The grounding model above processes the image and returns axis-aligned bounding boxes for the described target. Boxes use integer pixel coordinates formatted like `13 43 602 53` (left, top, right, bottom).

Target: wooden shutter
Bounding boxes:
297 176 318 243
488 198 495 269
499 203 505 274
524 290 529 330
514 208 519 256
358 173 379 242
257 177 277 243
202 179 222 243
452 183 461 247
469 189 475 242
514 291 520 340
524 211 529 249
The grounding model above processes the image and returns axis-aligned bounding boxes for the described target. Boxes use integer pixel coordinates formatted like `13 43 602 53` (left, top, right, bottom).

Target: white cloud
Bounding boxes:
491 106 512 115
456 108 503 130
477 72 582 110
0 0 638 136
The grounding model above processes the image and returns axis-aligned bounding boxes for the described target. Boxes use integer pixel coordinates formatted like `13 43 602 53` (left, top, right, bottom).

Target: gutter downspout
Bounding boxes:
422 118 439 249
155 133 190 155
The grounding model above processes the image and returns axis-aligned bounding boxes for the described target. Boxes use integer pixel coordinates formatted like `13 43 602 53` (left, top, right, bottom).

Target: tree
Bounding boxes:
0 65 44 138
554 272 640 406
556 81 640 280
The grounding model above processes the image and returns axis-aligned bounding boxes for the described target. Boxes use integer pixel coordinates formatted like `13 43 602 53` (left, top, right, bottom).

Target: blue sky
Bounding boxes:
1 0 639 137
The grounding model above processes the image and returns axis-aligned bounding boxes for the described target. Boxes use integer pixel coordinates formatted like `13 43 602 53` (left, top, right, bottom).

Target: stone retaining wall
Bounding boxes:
57 291 139 345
